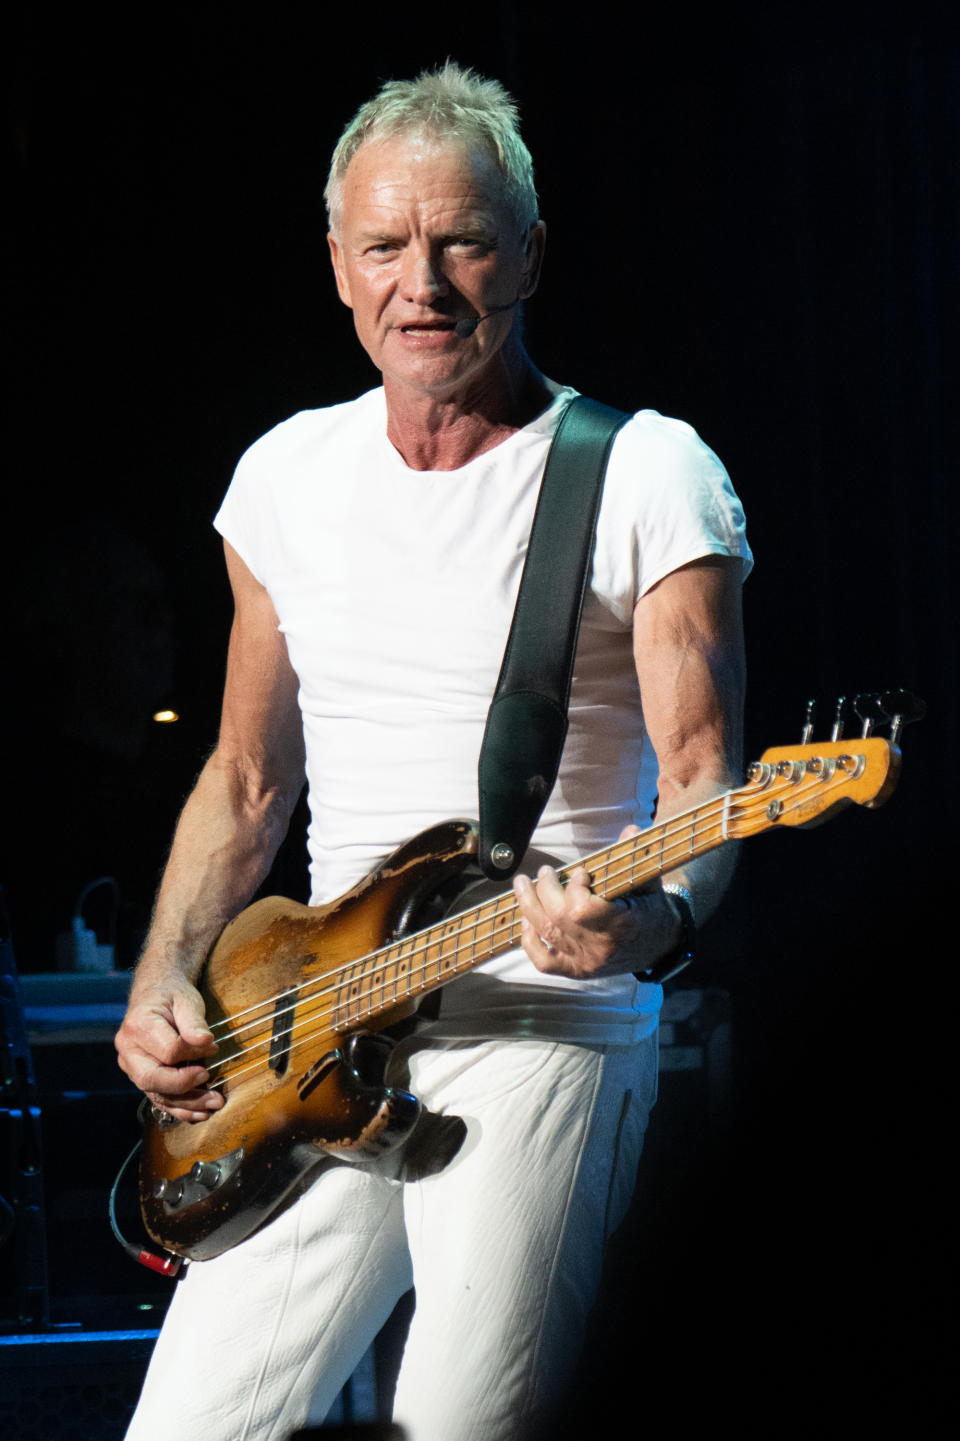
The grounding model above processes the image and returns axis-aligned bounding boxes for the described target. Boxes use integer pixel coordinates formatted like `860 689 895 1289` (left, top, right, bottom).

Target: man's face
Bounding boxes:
328 132 544 402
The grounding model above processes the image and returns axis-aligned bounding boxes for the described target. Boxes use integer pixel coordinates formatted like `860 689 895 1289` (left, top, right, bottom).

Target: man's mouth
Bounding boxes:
399 320 458 333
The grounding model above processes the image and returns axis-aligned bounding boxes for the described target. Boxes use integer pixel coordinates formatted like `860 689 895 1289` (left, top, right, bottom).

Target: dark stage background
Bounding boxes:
2 5 956 1436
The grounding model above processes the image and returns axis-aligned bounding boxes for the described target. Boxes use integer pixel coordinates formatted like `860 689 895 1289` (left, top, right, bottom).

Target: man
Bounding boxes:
116 63 750 1441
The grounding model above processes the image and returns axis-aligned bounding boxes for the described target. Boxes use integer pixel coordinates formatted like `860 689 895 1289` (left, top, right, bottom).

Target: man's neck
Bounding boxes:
383 346 554 472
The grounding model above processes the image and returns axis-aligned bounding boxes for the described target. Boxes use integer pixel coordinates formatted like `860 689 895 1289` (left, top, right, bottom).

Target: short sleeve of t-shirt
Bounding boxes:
214 406 346 589
590 408 752 628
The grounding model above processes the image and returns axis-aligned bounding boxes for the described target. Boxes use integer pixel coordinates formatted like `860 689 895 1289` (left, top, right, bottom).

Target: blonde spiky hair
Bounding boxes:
324 61 539 237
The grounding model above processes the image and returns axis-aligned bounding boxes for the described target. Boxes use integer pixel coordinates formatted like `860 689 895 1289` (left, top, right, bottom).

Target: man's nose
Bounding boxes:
402 249 448 305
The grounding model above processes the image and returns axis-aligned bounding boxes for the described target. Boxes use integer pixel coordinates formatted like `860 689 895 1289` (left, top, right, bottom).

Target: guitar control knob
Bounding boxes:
189 1160 222 1190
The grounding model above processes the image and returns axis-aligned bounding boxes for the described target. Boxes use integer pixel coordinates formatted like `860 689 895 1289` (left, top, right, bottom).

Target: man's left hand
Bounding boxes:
512 828 682 980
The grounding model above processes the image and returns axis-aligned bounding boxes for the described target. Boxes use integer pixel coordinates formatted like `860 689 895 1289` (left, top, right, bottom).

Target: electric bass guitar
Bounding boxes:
139 716 912 1263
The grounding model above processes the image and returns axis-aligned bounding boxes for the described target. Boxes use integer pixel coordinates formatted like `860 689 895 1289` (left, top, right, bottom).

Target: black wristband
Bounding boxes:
633 887 696 985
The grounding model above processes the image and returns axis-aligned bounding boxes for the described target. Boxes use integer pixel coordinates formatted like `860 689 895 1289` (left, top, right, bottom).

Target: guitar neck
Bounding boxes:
337 785 740 1029
337 734 899 1029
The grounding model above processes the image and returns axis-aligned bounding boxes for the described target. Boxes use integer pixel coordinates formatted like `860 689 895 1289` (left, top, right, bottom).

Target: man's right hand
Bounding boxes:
115 972 224 1123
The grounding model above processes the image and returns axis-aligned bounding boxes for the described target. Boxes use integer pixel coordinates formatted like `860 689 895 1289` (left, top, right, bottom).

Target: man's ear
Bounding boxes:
518 221 546 300
328 233 353 308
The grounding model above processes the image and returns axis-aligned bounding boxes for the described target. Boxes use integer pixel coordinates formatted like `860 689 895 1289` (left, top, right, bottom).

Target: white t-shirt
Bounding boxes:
214 384 752 1042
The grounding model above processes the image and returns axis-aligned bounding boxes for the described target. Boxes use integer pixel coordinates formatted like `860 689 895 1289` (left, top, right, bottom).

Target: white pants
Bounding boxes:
126 1031 657 1441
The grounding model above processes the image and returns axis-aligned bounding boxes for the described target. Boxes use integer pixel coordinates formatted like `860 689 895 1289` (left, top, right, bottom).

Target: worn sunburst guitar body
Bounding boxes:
140 735 901 1262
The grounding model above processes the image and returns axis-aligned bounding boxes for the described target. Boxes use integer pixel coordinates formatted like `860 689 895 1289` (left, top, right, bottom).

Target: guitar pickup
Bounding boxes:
269 988 299 1076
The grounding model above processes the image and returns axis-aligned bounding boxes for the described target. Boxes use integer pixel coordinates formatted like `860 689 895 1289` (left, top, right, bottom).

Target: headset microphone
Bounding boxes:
453 297 521 338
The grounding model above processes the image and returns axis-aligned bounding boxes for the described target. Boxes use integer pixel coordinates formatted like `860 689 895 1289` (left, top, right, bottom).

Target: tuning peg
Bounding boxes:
853 693 885 737
830 696 847 742
878 689 927 746
801 699 816 744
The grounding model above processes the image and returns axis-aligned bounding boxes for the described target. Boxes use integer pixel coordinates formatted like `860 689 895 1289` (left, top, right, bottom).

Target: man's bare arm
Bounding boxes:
513 554 746 977
114 541 305 1120
629 551 746 916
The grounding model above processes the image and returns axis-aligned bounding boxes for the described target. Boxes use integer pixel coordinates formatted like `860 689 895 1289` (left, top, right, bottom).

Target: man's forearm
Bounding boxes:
651 757 743 928
135 748 302 989
662 835 740 926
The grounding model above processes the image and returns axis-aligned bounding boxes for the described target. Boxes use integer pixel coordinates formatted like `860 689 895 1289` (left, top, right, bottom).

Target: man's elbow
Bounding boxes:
205 745 305 833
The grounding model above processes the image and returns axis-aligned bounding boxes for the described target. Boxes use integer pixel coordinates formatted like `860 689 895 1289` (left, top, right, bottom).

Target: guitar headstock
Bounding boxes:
743 737 900 832
731 690 923 838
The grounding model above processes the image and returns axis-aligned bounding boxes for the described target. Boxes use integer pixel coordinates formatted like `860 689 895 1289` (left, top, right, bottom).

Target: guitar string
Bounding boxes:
197 751 871 1057
198 812 736 1092
199 769 843 1091
199 782 811 1093
200 784 746 1052
197 793 739 1072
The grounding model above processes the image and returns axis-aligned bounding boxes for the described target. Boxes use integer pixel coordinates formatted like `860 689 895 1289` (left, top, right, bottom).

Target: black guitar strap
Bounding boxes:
477 395 631 879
